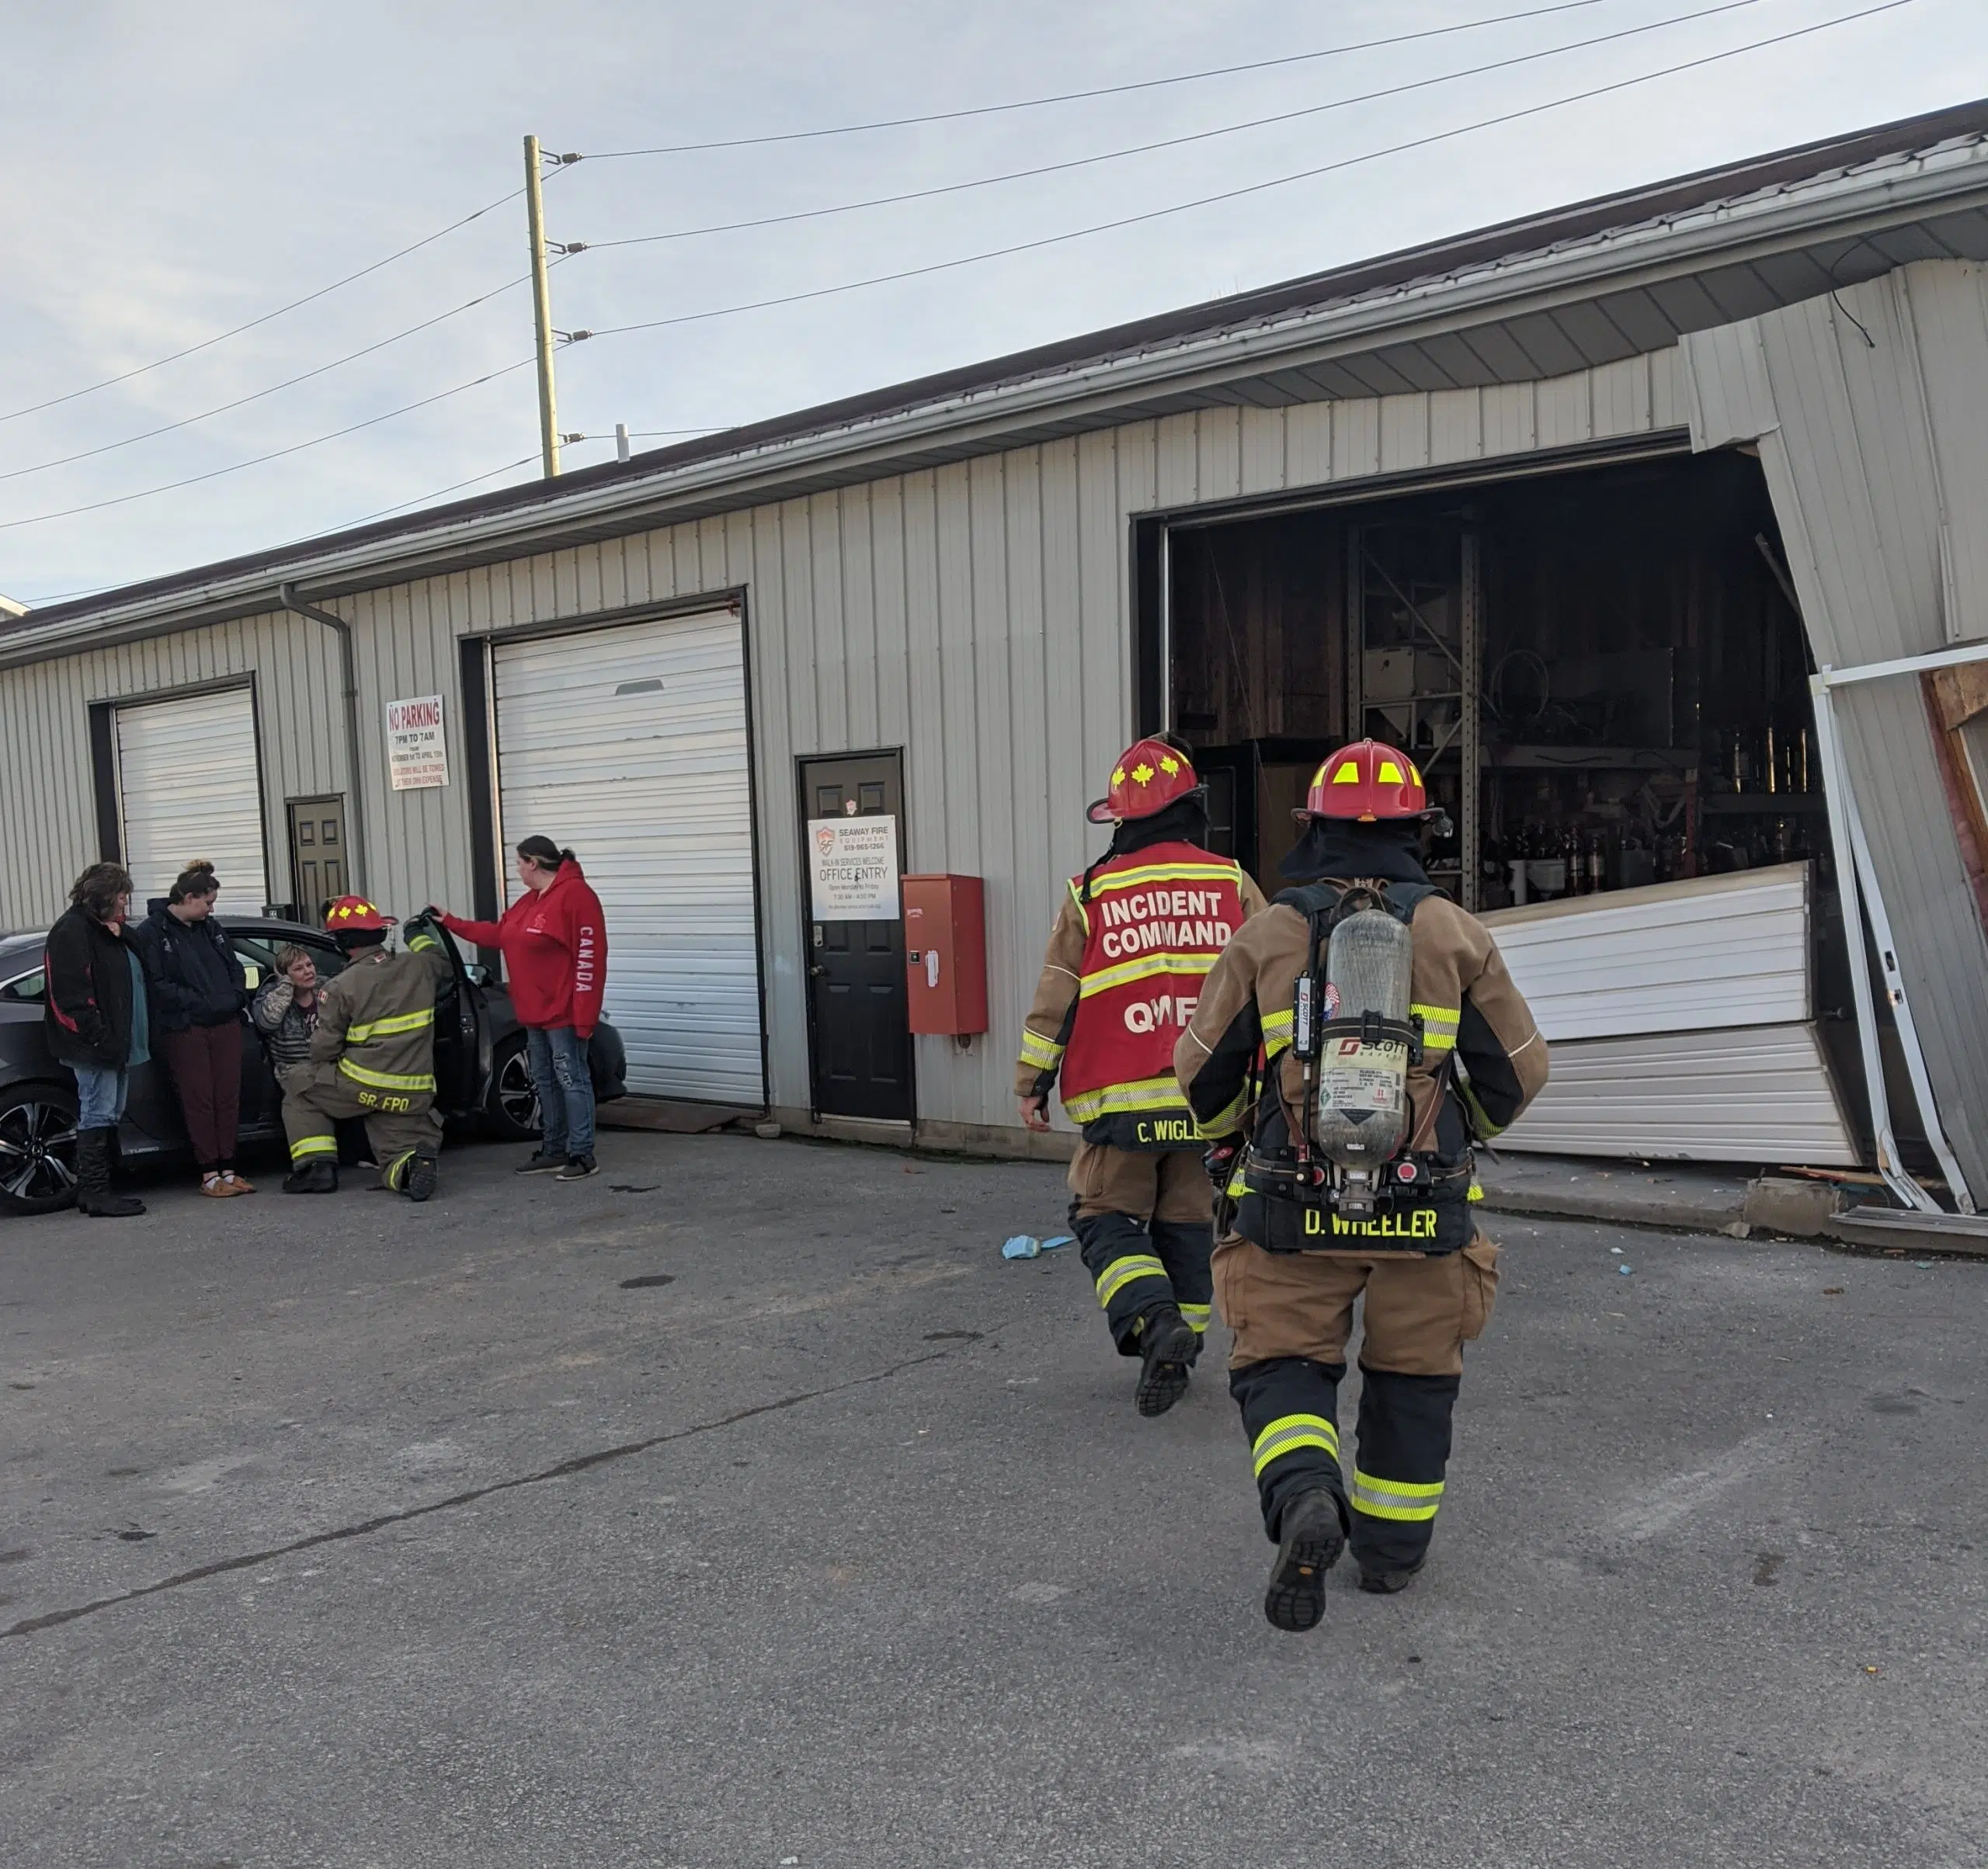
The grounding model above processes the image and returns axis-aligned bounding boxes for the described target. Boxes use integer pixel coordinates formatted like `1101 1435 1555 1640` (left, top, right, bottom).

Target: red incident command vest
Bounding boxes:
1058 841 1249 1152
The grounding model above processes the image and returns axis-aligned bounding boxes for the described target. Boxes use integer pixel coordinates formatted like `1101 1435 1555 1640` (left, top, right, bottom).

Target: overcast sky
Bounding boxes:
2 0 1983 604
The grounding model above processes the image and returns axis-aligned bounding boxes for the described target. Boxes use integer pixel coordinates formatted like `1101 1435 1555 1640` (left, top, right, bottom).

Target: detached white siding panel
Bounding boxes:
1683 261 1988 1201
1499 1023 1858 1165
116 686 267 908
1482 865 1811 1041
492 608 763 1105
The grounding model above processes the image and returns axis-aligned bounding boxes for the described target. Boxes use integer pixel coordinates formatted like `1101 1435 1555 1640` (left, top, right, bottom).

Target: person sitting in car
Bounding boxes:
251 944 321 1075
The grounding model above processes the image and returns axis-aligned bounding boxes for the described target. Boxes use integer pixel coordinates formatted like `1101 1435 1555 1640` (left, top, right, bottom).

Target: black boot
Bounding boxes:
76 1128 144 1218
1264 1488 1346 1633
283 1159 338 1194
1357 1560 1426 1596
1135 1304 1197 1418
401 1148 439 1203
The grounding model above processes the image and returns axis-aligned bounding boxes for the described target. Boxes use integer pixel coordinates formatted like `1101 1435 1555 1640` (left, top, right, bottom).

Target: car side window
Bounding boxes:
0 967 45 1003
230 936 346 993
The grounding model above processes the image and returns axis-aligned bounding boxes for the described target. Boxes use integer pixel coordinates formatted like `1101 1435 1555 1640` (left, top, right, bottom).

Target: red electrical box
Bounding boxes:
902 873 988 1035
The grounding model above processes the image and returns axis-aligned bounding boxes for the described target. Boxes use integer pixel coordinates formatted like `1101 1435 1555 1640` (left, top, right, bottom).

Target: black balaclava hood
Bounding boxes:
1278 817 1430 885
1079 794 1213 899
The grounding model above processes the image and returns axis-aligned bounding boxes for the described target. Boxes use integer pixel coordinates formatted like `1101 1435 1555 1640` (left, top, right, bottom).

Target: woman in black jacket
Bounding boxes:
131 860 253 1197
43 862 148 1217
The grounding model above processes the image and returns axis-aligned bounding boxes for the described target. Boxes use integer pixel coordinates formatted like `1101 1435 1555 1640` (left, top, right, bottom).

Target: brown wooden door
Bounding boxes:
287 796 348 919
799 752 912 1121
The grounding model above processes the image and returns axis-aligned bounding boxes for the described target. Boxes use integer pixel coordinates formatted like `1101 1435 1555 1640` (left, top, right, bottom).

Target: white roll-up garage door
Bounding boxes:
116 686 268 909
492 608 763 1103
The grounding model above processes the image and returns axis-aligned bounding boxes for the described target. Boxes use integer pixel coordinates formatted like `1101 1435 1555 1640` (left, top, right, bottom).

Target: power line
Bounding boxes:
589 0 1914 345
331 453 544 530
0 273 537 485
0 357 534 533
591 0 1770 253
0 189 527 429
575 0 1616 158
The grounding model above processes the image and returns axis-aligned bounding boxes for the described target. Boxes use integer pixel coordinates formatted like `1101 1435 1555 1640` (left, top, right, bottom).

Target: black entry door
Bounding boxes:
799 752 912 1120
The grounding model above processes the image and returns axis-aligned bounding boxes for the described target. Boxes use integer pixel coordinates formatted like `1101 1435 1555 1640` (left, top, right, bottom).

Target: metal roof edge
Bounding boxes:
12 101 1988 658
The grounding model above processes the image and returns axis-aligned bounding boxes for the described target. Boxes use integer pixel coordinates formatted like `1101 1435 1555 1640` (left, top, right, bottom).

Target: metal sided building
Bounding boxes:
5 99 1988 1207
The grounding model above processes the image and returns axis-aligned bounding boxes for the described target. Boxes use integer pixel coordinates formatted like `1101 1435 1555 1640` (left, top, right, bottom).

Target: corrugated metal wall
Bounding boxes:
0 351 1681 1125
1681 261 1988 1202
0 610 345 929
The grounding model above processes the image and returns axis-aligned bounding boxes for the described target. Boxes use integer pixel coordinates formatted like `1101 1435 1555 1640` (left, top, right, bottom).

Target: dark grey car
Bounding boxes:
0 912 625 1214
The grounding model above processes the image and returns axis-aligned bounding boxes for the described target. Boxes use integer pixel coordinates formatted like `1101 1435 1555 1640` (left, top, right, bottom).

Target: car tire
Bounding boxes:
0 1081 82 1216
482 1036 541 1141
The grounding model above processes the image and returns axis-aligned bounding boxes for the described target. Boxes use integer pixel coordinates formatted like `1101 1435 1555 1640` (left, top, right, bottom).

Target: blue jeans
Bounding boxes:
527 1026 595 1159
67 1062 129 1132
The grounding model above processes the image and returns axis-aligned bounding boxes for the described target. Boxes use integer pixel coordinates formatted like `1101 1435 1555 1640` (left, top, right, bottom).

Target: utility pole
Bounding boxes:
523 134 560 478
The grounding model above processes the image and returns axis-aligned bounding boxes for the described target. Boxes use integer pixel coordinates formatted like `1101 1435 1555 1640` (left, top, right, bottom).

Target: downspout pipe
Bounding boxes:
276 582 368 898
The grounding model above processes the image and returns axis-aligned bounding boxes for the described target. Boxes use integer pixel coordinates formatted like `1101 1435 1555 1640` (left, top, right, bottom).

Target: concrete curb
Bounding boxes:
1475 1187 1747 1236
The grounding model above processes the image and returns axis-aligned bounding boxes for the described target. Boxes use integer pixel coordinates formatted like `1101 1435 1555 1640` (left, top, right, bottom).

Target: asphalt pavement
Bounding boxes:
2 1131 1983 1869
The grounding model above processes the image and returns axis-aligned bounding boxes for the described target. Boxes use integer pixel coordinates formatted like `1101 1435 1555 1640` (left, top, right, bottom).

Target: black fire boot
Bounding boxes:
283 1160 339 1195
76 1128 144 1218
401 1149 440 1203
1358 1560 1426 1596
1263 1489 1347 1634
1134 1304 1198 1418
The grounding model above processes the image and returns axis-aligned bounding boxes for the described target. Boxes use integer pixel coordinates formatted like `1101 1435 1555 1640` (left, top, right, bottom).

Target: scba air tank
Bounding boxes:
1315 908 1413 1215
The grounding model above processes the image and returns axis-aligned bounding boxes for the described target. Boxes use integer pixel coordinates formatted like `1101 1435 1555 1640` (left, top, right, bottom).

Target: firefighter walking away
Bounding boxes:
1017 736 1267 1416
1175 740 1546 1629
280 898 448 1200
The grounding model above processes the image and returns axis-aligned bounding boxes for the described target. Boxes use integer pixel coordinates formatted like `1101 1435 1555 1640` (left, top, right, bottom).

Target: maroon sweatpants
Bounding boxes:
162 1023 242 1170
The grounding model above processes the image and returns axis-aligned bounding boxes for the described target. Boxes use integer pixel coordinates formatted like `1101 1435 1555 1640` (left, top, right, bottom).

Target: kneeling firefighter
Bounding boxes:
1173 740 1547 1629
1017 736 1267 1416
281 897 447 1200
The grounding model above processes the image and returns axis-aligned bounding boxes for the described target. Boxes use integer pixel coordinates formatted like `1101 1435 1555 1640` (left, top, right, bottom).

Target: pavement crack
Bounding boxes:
2 1345 957 1641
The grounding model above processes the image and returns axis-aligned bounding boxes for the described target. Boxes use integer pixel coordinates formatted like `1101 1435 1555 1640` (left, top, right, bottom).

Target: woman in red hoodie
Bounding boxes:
433 835 607 1180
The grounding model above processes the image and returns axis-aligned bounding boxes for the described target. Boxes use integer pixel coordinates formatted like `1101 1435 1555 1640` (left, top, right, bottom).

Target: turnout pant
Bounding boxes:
280 1061 442 1190
1069 1142 1215 1357
1214 1235 1501 1574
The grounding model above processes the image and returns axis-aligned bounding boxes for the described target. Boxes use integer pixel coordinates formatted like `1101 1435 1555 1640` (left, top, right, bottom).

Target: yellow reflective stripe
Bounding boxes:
1085 861 1243 895
1018 1028 1064 1070
1456 1078 1505 1140
1062 1077 1189 1123
1078 951 1221 998
1412 1002 1460 1054
1066 880 1091 938
1350 1470 1444 1521
1262 1009 1294 1040
346 1007 435 1043
1251 1413 1340 1478
1095 1254 1169 1307
1225 1167 1249 1199
1197 1090 1249 1139
288 1134 337 1162
338 1057 437 1093
405 933 441 952
1468 1183 1484 1203
1179 1302 1212 1334
383 1148 418 1189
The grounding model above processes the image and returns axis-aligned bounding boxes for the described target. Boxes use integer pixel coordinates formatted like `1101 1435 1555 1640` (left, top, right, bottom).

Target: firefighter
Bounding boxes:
1173 740 1547 1630
1017 735 1267 1416
280 897 447 1200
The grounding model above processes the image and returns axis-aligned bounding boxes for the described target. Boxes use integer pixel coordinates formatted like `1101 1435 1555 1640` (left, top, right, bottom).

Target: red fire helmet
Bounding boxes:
1086 737 1203 825
322 895 396 933
1295 739 1434 823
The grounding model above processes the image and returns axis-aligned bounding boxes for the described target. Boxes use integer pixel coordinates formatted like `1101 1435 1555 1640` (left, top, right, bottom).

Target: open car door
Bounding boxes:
401 913 483 1115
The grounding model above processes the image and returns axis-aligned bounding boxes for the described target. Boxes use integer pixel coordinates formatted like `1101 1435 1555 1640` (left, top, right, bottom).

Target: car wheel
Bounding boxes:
483 1037 541 1141
0 1082 81 1215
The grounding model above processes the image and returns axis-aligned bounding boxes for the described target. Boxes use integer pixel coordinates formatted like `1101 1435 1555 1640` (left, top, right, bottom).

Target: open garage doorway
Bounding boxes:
1160 448 1823 912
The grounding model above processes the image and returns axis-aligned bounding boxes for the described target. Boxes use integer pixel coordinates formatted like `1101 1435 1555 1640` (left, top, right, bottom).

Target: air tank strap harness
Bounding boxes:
1229 879 1475 1255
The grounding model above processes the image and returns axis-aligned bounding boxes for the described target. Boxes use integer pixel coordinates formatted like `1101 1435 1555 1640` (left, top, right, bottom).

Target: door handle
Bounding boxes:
808 964 827 978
